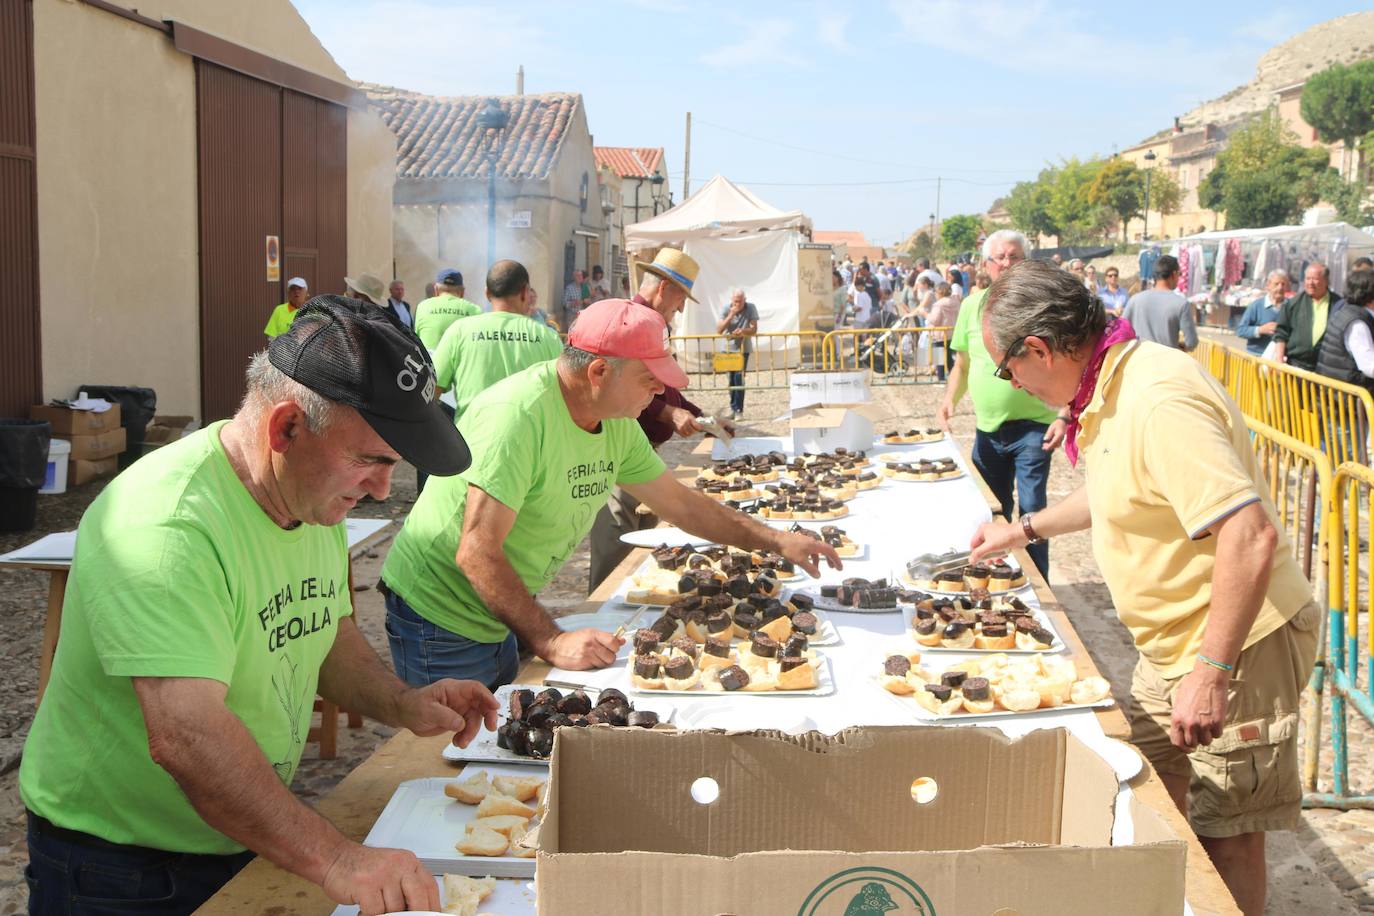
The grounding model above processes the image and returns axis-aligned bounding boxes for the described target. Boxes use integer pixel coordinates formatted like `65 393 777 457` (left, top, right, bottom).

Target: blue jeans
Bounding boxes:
384 589 519 690
25 811 253 915
972 420 1052 579
728 351 750 414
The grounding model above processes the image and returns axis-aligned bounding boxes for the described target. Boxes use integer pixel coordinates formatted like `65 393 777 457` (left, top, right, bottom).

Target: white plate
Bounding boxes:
875 678 1115 721
880 469 967 483
441 684 675 765
628 653 835 697
1092 737 1144 782
331 876 535 916
873 434 946 446
618 527 709 549
362 766 542 877
902 605 1067 655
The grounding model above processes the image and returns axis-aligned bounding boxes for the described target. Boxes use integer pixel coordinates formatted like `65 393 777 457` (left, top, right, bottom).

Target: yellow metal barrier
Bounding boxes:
1195 339 1374 470
821 326 955 384
1305 461 1374 808
668 332 826 393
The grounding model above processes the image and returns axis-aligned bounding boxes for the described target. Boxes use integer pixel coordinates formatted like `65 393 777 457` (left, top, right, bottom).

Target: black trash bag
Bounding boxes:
78 385 157 467
0 419 51 489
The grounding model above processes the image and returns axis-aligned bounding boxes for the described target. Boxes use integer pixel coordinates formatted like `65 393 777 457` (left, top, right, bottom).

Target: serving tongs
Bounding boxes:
905 547 1007 582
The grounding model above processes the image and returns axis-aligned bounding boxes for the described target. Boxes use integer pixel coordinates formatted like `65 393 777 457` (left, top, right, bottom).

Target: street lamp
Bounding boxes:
1142 149 1157 242
650 173 666 215
476 98 509 269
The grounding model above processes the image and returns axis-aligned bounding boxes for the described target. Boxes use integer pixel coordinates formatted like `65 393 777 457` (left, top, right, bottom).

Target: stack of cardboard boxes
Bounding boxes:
29 405 126 486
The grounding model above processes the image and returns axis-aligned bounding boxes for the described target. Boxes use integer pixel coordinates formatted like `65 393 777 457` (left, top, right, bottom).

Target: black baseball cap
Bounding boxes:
268 295 471 476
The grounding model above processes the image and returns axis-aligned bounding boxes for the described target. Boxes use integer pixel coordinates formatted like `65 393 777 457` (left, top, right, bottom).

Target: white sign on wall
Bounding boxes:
507 210 532 229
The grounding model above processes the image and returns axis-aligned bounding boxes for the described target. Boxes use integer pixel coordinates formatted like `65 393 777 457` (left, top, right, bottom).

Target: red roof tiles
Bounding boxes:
363 84 581 181
593 147 665 179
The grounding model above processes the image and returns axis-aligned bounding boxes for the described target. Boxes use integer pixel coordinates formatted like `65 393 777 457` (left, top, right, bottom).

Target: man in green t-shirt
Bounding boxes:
433 259 561 421
381 297 840 686
21 297 495 916
936 229 1067 578
263 276 310 338
413 267 482 351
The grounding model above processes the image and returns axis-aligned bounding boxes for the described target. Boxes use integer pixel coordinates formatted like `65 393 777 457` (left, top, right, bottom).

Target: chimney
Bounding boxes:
1173 116 1182 134
516 65 524 96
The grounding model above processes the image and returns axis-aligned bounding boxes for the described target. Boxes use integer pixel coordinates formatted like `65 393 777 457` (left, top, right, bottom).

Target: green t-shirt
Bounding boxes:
414 294 482 350
263 302 298 338
950 287 1059 432
433 311 563 419
382 361 665 641
19 423 351 854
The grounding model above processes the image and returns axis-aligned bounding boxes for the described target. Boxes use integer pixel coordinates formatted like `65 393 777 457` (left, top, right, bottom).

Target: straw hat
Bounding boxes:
344 272 387 307
635 248 700 302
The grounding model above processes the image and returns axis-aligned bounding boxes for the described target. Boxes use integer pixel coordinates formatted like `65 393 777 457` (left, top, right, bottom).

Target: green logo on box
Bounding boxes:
798 867 935 915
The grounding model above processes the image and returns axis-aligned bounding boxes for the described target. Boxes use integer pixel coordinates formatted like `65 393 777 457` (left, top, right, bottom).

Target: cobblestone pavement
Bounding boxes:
0 360 1370 913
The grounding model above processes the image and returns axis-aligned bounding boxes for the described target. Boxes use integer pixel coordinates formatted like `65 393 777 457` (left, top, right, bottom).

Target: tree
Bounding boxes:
1086 158 1181 243
1198 108 1336 228
1301 60 1374 180
940 214 982 254
1005 173 1059 241
907 230 936 261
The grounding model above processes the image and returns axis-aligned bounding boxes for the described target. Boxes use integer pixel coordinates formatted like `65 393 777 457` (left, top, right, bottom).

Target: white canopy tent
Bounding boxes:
626 176 813 363
1171 221 1374 256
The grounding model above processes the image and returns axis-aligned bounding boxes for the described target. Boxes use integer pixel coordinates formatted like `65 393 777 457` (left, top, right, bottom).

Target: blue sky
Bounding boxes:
295 0 1360 246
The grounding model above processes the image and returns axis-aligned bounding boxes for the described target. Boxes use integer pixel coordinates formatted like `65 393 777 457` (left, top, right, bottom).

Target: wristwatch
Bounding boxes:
1021 513 1046 545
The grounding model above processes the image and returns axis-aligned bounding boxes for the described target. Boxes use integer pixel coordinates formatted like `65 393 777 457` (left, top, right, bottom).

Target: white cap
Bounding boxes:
287 276 308 289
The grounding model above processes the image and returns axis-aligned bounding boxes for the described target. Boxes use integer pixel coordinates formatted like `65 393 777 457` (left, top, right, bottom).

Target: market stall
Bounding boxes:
1158 222 1374 328
196 436 1239 916
625 175 814 369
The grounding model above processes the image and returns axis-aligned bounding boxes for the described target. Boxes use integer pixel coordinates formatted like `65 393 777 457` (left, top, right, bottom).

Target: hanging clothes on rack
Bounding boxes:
1177 245 1191 295
1329 237 1350 295
1221 238 1243 289
1139 246 1161 286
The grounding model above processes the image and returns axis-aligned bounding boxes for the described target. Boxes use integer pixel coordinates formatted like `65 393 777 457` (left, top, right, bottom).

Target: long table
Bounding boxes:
198 441 1240 915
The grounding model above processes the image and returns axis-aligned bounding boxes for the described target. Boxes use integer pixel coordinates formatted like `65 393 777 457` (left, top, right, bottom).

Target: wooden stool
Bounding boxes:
308 698 363 760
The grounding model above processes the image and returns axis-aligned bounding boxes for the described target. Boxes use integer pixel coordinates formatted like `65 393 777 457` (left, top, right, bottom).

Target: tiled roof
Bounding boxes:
594 147 665 178
813 230 868 246
363 84 581 181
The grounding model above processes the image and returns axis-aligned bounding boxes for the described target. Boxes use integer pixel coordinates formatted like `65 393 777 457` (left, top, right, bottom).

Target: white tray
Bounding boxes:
612 559 806 606
873 433 946 446
792 587 909 615
874 677 1114 721
618 527 709 549
331 876 535 916
441 685 676 765
362 766 543 877
880 468 967 483
628 653 834 697
900 571 1032 598
902 605 1067 655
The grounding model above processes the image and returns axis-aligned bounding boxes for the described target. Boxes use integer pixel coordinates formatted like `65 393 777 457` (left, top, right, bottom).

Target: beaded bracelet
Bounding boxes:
1197 653 1234 673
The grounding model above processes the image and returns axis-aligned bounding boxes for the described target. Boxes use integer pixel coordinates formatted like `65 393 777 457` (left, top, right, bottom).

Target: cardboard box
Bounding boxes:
63 427 127 462
537 726 1186 916
29 403 121 436
69 457 118 486
143 415 195 447
791 402 884 454
790 370 870 410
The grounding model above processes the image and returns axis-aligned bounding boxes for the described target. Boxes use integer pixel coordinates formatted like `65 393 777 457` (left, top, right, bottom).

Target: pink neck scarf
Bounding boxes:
1064 318 1137 466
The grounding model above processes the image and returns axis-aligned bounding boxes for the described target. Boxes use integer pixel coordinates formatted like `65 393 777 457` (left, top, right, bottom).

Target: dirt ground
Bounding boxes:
0 330 1369 914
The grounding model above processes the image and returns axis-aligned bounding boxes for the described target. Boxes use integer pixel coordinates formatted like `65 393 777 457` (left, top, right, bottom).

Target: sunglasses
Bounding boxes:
993 338 1026 381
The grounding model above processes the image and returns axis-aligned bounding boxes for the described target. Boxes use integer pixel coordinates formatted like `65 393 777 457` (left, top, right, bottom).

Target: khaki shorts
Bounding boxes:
1126 601 1320 838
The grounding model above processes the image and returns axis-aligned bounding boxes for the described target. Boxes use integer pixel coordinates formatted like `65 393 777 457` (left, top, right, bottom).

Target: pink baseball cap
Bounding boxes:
569 298 689 389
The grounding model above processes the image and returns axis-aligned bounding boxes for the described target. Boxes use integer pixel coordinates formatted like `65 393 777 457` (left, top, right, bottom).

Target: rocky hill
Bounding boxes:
1175 11 1374 132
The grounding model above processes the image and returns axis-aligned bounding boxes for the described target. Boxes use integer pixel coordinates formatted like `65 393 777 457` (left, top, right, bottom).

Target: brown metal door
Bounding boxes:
196 67 348 421
0 0 41 416
197 62 282 421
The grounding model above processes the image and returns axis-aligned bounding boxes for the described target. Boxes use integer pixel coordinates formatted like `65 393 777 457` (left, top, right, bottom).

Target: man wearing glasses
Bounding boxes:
1099 268 1128 317
937 229 1066 579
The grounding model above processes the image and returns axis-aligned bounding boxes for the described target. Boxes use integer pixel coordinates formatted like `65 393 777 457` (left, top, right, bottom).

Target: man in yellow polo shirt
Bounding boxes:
263 277 309 338
969 260 1317 916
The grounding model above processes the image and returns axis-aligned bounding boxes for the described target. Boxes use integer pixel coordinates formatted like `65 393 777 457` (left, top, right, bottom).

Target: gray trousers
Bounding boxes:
588 486 658 591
